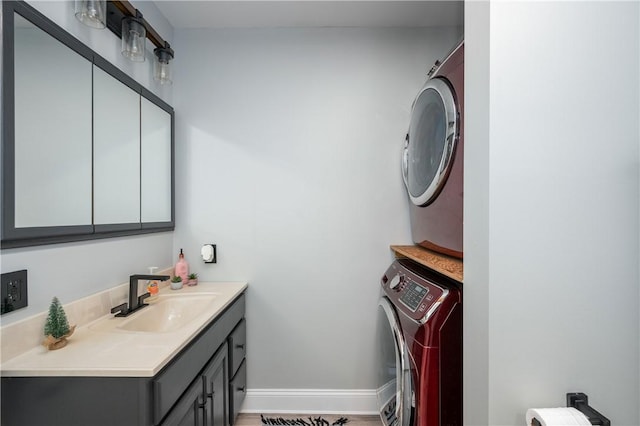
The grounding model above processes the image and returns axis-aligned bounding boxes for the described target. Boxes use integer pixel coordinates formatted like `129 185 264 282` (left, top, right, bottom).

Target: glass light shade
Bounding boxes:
154 48 173 85
154 60 172 85
74 0 106 29
121 17 146 62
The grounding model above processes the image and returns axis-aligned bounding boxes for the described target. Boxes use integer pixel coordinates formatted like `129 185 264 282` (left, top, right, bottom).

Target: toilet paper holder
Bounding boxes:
530 393 609 426
529 393 609 426
565 393 610 426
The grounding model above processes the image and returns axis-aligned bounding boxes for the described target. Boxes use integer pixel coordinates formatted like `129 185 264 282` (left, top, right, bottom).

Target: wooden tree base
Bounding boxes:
43 325 76 351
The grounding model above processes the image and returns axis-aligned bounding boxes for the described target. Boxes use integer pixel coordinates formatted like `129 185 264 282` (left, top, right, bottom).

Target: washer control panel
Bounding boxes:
381 260 453 322
399 282 429 312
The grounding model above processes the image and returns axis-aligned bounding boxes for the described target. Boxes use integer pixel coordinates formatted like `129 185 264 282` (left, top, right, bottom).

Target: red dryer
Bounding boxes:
402 41 464 259
377 259 462 426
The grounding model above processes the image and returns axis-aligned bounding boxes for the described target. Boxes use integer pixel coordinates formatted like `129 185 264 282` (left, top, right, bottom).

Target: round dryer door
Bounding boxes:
402 77 458 206
377 297 414 426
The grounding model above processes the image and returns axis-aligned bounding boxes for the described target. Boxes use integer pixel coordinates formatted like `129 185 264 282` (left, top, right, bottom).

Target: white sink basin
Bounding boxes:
90 294 218 333
120 295 217 332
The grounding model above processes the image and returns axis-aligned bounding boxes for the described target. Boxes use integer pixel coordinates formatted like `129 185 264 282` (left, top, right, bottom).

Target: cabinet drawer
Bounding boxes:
227 319 246 375
154 294 245 424
229 360 246 425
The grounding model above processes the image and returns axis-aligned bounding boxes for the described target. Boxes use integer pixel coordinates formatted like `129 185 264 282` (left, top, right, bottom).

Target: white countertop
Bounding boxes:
1 282 247 378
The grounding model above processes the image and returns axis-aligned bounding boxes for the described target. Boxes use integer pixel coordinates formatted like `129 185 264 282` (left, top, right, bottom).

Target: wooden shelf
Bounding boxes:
391 245 463 283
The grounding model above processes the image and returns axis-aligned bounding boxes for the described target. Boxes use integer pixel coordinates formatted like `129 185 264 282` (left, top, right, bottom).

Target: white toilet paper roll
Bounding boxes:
526 407 591 426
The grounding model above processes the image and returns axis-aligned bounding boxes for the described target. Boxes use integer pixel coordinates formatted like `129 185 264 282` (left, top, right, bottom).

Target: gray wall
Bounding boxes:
0 1 175 325
172 26 462 390
465 1 639 425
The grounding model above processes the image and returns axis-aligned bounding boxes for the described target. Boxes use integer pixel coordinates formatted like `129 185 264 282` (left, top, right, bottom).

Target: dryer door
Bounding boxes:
377 297 414 426
402 77 458 207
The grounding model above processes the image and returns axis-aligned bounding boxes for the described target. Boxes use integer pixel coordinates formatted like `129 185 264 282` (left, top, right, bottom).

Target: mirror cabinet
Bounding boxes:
2 1 174 248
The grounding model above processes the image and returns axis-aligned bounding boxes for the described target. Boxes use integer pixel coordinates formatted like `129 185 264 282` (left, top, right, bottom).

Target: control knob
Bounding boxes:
389 274 404 291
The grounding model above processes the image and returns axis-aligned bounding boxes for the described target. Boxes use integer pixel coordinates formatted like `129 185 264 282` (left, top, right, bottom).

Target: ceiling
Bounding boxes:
152 1 464 29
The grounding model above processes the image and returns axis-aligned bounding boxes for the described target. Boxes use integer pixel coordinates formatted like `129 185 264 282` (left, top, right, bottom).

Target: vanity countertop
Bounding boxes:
0 282 247 378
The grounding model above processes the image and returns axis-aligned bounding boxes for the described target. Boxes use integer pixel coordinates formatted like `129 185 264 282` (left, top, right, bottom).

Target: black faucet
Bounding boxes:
111 274 170 317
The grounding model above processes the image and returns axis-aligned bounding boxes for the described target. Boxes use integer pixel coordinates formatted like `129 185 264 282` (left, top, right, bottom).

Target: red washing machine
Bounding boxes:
377 259 462 426
402 41 464 259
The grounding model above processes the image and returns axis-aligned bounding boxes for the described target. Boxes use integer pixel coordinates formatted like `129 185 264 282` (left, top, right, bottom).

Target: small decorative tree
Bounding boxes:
43 297 75 350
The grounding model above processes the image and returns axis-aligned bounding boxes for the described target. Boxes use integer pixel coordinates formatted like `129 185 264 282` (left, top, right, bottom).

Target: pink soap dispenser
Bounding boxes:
174 249 189 284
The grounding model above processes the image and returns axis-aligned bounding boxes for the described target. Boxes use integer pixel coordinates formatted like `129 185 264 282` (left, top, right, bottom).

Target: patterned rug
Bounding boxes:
260 415 349 426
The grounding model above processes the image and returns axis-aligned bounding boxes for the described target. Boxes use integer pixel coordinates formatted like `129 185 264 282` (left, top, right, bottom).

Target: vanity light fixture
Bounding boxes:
121 11 146 62
74 0 107 29
103 0 175 79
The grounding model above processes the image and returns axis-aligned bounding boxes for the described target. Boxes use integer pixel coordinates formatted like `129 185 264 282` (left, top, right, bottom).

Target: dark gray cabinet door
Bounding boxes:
164 342 229 426
160 375 205 426
203 342 229 426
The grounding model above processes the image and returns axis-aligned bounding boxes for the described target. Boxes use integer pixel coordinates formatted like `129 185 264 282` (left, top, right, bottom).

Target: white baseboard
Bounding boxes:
240 389 378 415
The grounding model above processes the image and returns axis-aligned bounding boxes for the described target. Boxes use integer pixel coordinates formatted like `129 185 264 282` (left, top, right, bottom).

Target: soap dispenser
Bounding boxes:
174 249 189 284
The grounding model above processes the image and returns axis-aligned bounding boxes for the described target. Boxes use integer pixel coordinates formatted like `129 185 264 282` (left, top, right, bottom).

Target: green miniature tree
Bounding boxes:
44 297 70 339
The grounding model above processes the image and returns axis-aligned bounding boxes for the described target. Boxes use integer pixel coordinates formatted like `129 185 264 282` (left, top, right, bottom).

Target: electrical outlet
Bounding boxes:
1 270 28 314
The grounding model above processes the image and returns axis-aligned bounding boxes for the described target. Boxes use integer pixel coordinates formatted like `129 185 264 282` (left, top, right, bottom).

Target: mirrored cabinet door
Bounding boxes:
14 13 92 228
141 97 172 224
93 66 141 227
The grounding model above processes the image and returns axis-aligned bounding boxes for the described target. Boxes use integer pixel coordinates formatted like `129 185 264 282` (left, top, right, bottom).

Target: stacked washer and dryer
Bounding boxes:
377 41 464 426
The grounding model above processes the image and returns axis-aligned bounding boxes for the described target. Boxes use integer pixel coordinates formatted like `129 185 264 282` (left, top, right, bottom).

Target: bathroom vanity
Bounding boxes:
1 283 247 426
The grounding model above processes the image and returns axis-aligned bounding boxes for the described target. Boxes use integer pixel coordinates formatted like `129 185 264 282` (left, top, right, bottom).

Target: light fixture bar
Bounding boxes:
110 0 135 17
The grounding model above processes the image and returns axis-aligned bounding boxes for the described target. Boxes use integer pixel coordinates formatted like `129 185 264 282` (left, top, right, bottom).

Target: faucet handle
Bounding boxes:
110 303 128 316
138 292 151 305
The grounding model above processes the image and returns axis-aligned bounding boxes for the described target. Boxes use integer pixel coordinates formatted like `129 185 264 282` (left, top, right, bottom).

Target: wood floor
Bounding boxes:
235 413 382 426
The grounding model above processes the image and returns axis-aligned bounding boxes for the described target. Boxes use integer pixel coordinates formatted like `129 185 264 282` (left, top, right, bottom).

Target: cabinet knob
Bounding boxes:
237 386 246 393
235 344 245 349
